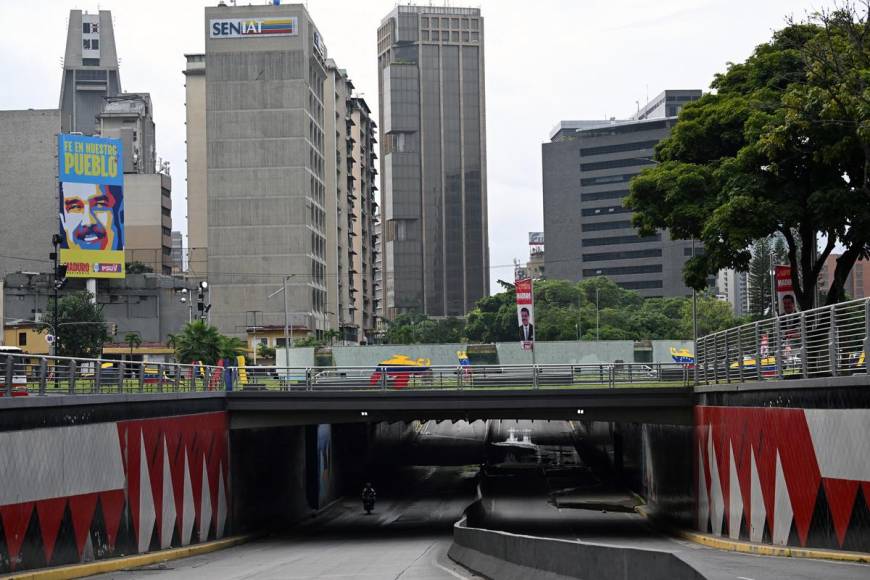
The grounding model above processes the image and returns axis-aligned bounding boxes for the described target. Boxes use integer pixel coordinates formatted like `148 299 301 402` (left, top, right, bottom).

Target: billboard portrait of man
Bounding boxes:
59 182 124 251
518 306 535 341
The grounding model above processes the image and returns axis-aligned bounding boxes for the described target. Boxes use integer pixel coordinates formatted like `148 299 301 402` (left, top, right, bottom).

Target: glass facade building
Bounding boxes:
377 6 489 318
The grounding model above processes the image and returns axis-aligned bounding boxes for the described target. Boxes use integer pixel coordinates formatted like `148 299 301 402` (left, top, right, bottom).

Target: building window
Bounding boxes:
582 189 629 202
583 264 663 277
83 39 91 49
18 332 26 346
583 249 662 262
580 173 638 186
580 140 660 157
583 220 634 232
83 23 90 33
581 206 632 216
618 280 663 290
421 17 429 27
583 234 660 246
462 31 470 42
580 157 655 172
91 39 99 50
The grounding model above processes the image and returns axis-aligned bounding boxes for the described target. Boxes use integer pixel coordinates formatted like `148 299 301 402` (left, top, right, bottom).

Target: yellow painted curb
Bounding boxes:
1 535 250 580
634 506 870 565
675 529 870 564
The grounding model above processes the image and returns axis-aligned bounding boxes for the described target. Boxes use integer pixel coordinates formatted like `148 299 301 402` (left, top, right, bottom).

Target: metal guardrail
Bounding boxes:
0 353 227 397
696 297 870 385
0 353 693 397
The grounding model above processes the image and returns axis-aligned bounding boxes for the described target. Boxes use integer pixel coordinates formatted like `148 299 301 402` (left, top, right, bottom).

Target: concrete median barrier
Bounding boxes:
449 516 705 580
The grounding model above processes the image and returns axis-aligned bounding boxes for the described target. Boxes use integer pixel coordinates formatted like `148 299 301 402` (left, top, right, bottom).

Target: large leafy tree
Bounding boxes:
626 6 870 309
47 291 109 358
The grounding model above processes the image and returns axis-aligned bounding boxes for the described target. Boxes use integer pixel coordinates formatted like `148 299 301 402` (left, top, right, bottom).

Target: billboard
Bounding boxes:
515 277 535 350
529 232 544 245
58 134 125 278
775 265 797 315
209 17 298 38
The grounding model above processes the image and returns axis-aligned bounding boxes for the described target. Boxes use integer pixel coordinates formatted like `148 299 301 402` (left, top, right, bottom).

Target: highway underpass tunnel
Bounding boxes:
228 418 693 540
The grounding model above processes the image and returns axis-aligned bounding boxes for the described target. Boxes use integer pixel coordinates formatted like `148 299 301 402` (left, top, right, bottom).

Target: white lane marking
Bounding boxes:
434 560 474 579
737 576 756 580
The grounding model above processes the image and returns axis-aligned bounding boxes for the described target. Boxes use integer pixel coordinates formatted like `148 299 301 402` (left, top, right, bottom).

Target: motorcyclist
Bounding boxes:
361 482 376 513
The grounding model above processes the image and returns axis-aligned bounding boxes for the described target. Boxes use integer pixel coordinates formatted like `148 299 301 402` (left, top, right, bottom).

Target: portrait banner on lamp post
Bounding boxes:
58 134 125 278
516 277 535 351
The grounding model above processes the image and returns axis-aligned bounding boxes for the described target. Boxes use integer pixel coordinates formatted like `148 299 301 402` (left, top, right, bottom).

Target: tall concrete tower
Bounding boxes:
59 10 121 135
377 5 489 318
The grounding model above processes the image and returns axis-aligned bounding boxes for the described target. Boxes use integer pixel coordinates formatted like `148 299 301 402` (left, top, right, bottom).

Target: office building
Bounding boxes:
171 231 184 273
202 3 330 337
716 268 750 316
542 90 701 297
377 5 489 318
819 254 869 300
59 10 121 135
97 93 156 175
184 54 208 277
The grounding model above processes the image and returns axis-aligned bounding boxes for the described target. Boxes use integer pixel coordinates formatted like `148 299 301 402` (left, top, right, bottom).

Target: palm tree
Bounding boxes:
218 336 247 361
168 320 224 365
124 331 142 361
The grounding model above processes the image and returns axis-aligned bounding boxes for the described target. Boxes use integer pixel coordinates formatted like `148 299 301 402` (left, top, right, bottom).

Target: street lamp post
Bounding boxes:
268 276 293 363
595 288 600 341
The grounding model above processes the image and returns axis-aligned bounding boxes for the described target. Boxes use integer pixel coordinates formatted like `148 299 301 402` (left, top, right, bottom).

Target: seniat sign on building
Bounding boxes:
209 17 298 38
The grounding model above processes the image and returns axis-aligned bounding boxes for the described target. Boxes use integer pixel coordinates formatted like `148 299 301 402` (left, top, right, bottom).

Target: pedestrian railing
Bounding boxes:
695 297 870 385
0 353 693 397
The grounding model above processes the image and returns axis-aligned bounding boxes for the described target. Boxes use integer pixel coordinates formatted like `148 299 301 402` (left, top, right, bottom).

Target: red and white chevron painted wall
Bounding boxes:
0 411 229 572
696 406 870 551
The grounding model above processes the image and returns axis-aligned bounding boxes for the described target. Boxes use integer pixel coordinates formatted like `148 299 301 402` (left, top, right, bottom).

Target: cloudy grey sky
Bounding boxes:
0 0 829 290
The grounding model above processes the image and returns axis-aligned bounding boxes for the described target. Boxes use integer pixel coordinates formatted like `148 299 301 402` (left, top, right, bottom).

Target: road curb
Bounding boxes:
1 535 250 580
634 506 870 564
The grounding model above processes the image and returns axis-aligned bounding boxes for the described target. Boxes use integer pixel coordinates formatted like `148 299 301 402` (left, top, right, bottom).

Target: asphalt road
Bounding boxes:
90 420 869 580
90 465 482 580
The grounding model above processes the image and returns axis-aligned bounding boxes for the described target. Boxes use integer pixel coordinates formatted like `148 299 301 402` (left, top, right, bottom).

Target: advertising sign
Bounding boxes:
209 17 298 38
515 277 535 350
775 265 797 315
58 134 125 279
528 232 544 245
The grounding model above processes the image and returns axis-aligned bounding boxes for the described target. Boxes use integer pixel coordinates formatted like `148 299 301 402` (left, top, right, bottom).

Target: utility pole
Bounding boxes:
268 275 294 364
50 234 67 357
595 288 600 341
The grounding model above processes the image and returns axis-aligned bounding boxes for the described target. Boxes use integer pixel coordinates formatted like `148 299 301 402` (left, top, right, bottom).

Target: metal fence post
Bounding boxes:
754 324 762 382
138 363 145 392
157 363 165 393
533 365 539 389
737 328 744 383
712 334 719 384
775 318 784 380
800 312 808 379
829 307 839 377
865 300 870 376
3 356 12 397
724 330 731 384
118 361 126 393
94 360 102 394
68 360 77 394
381 367 387 390
38 358 47 396
175 365 181 392
457 366 463 390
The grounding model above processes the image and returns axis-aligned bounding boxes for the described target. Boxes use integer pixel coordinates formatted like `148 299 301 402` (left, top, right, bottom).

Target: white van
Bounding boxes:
0 346 28 396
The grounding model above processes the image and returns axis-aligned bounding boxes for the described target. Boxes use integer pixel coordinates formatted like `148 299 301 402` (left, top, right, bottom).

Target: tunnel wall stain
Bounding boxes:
695 405 870 552
0 411 229 573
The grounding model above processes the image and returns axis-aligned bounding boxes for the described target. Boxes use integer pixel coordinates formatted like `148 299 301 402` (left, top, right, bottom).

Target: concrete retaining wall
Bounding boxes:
449 517 704 580
0 411 230 574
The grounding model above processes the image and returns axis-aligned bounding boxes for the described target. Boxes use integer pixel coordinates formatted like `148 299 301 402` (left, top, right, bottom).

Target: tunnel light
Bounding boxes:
577 409 585 415
360 411 368 417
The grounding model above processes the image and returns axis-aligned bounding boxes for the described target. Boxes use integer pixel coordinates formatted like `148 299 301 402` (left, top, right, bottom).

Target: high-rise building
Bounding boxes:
377 5 489 318
98 93 156 176
59 10 121 135
170 231 183 273
818 254 869 300
184 54 208 277
542 90 702 297
202 3 330 337
716 268 750 316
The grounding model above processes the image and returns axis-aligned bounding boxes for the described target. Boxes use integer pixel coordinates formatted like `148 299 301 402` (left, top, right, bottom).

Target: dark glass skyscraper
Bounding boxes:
377 5 489 318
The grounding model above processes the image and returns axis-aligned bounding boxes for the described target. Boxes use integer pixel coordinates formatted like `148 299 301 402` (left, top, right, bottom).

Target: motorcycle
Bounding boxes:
363 496 375 514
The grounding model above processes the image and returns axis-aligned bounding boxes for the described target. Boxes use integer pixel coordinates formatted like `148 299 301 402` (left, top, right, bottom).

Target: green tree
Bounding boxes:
125 261 154 274
257 343 276 360
47 292 108 358
123 331 142 359
626 12 870 309
168 320 224 364
218 336 247 360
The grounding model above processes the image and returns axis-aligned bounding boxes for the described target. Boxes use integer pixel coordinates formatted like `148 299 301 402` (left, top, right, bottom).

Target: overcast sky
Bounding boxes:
0 0 830 291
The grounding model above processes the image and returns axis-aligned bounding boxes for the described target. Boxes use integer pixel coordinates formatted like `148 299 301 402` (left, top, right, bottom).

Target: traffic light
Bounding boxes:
54 264 68 290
